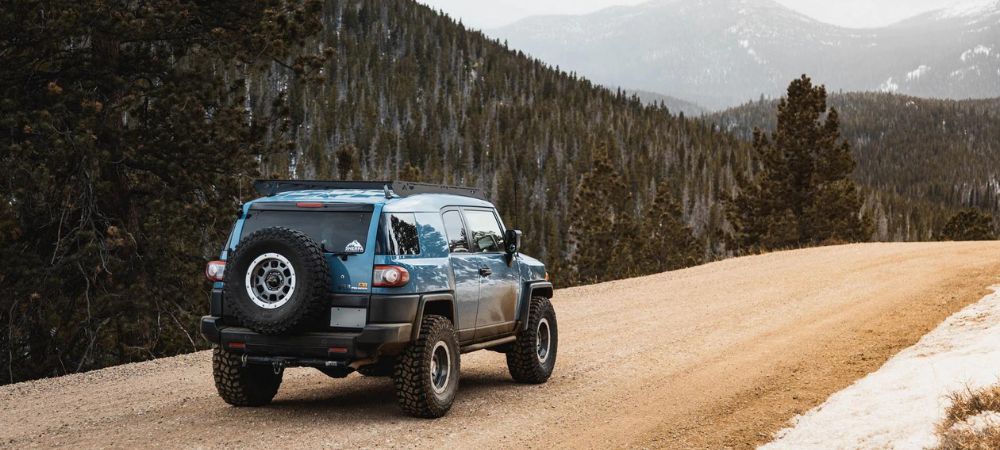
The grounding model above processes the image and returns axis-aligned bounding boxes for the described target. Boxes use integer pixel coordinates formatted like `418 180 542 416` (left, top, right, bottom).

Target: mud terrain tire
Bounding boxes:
212 347 282 406
392 315 460 418
507 296 557 383
223 227 329 335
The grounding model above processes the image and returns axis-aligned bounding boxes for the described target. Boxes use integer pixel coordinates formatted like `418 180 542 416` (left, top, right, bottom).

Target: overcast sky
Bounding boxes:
417 0 983 29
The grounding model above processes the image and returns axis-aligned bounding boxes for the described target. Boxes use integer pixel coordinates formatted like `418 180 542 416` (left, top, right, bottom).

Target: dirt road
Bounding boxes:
3 242 999 449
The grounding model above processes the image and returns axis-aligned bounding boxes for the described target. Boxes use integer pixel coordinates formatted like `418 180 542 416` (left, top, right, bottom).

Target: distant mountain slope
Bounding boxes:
711 93 1000 240
627 90 708 116
490 0 1000 110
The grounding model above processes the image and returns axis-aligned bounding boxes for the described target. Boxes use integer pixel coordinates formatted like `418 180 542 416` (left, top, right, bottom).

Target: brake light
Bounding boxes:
296 202 323 208
373 265 410 287
205 260 226 282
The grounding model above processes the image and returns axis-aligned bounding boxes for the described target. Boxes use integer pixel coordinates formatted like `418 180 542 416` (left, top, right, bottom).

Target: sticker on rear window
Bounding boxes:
345 240 364 253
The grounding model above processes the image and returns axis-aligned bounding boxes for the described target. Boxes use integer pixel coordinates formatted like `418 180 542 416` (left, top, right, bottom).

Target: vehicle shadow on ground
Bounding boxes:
255 369 525 420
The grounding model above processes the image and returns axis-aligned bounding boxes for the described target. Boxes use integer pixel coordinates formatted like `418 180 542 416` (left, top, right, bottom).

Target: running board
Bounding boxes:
460 335 516 353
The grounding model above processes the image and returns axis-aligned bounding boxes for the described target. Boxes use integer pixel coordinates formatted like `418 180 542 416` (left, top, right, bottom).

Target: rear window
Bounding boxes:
376 213 420 255
240 210 373 254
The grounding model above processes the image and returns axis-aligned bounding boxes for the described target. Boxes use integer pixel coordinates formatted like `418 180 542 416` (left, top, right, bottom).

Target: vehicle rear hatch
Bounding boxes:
237 202 378 329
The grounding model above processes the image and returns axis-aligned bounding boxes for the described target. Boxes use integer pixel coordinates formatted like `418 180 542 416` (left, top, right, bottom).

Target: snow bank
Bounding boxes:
760 287 1000 450
949 411 1000 435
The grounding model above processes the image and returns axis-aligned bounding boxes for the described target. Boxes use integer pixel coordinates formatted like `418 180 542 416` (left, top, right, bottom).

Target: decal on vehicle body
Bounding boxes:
345 240 364 253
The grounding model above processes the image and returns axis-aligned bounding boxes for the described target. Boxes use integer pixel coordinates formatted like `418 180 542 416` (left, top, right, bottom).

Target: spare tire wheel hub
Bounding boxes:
245 252 296 309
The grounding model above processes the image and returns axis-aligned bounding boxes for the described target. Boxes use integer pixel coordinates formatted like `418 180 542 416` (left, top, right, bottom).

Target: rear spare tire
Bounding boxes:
223 226 329 335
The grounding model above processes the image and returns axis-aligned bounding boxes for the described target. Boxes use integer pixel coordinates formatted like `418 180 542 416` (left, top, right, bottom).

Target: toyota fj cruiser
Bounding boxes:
201 180 556 417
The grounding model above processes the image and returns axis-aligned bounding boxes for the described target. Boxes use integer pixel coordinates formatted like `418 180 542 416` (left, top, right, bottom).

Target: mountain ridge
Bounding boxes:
489 0 1000 109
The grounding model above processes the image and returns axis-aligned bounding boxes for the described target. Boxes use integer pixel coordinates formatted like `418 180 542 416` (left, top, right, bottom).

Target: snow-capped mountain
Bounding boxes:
489 0 1000 110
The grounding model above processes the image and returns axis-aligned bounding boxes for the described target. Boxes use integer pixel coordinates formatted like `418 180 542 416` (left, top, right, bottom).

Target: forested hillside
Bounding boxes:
1 0 749 384
712 93 1000 241
256 0 751 272
3 0 995 385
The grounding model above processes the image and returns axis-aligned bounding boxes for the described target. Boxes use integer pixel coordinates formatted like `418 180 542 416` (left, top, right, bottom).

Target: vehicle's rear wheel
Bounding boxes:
506 296 558 384
223 227 330 335
212 347 282 406
392 315 460 418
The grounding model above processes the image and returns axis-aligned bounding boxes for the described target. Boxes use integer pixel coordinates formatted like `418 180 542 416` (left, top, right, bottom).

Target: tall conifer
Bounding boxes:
728 75 871 251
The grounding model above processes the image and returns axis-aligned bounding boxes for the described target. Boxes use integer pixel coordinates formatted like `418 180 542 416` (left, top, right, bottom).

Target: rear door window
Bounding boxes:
442 210 471 253
240 210 372 254
463 210 505 253
376 213 420 255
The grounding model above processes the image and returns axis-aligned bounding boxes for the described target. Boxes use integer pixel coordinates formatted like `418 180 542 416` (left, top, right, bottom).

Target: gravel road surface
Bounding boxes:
3 242 999 449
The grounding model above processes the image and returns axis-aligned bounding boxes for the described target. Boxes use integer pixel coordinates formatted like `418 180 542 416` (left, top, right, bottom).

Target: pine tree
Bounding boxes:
940 209 995 241
335 143 363 180
641 182 703 272
567 142 634 284
727 75 871 252
398 162 423 182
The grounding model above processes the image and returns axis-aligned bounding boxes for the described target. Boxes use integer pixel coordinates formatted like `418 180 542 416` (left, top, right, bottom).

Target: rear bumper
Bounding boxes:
201 316 412 363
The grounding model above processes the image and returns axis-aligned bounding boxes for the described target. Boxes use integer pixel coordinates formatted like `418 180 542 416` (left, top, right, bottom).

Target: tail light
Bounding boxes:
205 260 226 282
373 265 409 287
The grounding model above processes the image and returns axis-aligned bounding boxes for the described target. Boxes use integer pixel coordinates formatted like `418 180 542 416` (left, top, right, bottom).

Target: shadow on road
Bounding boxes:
226 368 526 421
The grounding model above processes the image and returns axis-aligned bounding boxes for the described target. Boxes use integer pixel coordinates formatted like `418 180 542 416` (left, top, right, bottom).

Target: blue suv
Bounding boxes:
201 180 556 417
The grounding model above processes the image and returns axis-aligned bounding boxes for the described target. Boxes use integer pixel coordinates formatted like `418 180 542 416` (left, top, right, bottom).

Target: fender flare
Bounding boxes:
517 281 553 331
410 292 456 341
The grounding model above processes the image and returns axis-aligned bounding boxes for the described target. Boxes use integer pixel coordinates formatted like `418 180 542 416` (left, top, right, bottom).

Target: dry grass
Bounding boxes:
936 385 1000 450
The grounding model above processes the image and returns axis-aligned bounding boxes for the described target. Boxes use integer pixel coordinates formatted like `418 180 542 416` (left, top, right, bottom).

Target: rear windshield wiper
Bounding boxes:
321 243 362 260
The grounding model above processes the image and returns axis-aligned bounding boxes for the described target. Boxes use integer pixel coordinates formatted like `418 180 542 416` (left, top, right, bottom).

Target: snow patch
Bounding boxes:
950 65 980 79
738 39 750 48
906 65 931 81
880 77 899 92
949 411 1000 435
961 45 993 62
937 0 1000 19
760 287 1000 450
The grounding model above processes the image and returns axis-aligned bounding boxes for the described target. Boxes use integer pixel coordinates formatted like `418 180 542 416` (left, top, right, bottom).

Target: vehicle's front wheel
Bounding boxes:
507 296 557 383
392 315 460 418
212 347 282 406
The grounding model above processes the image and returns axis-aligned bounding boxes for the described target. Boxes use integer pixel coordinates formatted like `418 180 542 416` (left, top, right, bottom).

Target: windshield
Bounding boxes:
240 210 373 254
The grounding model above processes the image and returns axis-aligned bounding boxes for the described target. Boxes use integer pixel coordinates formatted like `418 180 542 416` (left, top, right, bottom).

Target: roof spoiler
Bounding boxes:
252 180 487 201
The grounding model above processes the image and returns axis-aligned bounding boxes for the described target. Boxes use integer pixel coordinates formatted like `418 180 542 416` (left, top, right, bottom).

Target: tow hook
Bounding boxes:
272 360 284 375
240 353 248 367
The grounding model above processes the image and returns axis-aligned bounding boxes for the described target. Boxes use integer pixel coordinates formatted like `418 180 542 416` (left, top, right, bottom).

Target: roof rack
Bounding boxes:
252 179 487 201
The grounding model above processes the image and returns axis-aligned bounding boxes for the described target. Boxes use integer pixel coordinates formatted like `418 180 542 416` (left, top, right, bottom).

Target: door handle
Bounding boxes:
479 267 492 277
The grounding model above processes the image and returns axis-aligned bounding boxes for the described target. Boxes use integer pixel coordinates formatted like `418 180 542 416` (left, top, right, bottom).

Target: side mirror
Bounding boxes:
504 229 522 255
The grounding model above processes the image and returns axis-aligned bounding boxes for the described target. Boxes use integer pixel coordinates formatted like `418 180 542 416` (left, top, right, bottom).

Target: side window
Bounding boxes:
464 210 505 253
376 213 420 255
441 210 470 253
